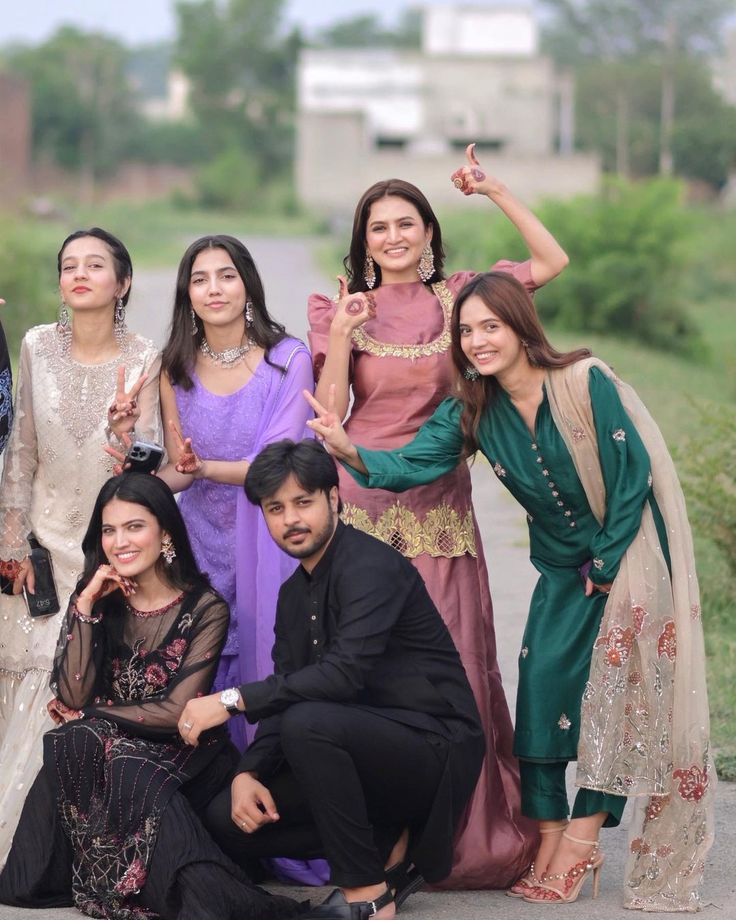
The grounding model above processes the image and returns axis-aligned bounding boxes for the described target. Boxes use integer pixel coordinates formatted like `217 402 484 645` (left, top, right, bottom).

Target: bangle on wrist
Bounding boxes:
71 600 102 624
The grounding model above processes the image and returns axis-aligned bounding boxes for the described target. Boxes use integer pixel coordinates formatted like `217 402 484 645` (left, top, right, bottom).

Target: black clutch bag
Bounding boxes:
23 533 61 617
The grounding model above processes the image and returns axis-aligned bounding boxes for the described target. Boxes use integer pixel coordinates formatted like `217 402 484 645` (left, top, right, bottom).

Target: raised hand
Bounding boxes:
169 420 203 476
450 143 502 198
108 366 147 439
304 385 362 467
103 431 134 475
331 275 377 335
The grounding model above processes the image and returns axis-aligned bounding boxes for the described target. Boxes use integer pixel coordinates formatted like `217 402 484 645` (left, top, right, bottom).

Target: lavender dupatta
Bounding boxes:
234 337 314 695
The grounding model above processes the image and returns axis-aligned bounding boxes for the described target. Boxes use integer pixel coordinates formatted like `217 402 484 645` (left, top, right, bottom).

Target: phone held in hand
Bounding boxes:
23 533 60 617
125 440 164 475
578 559 592 587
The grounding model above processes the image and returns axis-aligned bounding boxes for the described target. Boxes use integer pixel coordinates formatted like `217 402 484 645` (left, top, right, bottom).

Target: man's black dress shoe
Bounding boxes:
300 886 394 919
385 860 424 911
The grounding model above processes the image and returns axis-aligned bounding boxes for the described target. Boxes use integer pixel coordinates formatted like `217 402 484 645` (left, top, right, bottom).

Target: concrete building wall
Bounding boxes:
420 55 556 155
296 111 599 217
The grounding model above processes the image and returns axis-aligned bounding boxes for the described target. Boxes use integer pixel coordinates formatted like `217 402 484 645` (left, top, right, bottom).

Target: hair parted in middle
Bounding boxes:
161 234 288 390
450 271 592 457
57 227 134 306
244 439 342 512
343 179 446 294
78 473 209 598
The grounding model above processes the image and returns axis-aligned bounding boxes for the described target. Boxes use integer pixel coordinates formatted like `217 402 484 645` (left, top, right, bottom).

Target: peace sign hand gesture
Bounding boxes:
331 275 377 336
108 366 148 440
304 385 365 471
169 420 204 477
450 143 503 198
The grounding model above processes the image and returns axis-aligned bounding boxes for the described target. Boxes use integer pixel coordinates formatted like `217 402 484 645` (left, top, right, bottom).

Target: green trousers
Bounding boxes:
520 760 626 828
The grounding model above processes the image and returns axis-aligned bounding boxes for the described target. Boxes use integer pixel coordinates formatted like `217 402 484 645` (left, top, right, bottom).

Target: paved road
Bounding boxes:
2 238 732 918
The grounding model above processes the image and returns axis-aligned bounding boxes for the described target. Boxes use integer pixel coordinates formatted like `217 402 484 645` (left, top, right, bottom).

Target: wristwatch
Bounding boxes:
219 687 242 715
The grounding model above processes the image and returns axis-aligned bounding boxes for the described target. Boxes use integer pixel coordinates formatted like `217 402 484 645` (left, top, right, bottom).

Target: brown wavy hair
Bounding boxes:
450 272 591 456
343 179 446 293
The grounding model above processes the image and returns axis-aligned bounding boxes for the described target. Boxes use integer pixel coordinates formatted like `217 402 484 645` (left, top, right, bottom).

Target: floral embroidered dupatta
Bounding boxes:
545 358 714 912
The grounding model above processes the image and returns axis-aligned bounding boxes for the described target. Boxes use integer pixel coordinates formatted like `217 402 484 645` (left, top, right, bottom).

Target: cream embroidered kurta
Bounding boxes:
0 323 161 865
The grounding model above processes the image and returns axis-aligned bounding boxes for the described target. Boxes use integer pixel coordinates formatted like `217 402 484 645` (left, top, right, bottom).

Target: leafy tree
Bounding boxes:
174 0 299 179
541 0 736 183
7 27 141 182
574 56 736 187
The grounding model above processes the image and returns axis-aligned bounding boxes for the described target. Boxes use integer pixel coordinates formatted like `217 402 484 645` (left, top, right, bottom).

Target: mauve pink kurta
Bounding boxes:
308 262 538 889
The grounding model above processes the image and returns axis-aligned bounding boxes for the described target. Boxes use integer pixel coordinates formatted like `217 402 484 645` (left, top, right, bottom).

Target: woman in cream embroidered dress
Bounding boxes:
0 229 161 865
307 146 569 889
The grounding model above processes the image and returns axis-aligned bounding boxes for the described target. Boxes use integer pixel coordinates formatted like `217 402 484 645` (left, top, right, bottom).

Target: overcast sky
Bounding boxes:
1 1 523 46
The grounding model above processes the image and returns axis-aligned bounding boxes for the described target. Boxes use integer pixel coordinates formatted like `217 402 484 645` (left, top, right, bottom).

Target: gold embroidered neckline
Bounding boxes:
351 281 454 359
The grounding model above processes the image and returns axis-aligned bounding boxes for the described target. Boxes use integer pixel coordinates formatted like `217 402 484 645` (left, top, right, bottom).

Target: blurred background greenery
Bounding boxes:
1 0 735 775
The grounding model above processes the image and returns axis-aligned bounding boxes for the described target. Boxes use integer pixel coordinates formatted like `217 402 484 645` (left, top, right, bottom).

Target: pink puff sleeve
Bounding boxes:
491 258 539 294
307 292 352 382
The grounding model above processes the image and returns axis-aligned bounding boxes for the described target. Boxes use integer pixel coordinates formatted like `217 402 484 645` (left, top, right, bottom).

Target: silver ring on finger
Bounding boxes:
241 820 248 829
183 721 193 731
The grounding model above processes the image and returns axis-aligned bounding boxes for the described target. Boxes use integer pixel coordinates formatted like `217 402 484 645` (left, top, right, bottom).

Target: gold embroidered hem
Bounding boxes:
350 281 454 359
341 500 477 559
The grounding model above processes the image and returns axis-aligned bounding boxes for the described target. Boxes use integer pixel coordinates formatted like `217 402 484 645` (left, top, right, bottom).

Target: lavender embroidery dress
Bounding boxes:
174 366 269 707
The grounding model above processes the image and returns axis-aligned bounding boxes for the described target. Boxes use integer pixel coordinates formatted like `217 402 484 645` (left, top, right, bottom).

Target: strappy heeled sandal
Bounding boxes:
385 860 424 911
506 820 568 899
522 831 604 904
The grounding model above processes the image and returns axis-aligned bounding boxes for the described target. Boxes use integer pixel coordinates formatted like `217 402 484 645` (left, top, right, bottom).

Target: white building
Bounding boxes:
296 4 599 215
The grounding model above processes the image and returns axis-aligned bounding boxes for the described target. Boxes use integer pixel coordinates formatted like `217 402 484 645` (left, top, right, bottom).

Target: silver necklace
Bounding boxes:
199 337 254 367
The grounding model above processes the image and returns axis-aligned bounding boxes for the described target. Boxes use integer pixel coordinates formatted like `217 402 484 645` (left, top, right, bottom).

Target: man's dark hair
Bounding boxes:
245 439 341 511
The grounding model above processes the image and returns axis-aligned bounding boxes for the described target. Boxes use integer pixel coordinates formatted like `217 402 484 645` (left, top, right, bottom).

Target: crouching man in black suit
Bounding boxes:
178 440 484 920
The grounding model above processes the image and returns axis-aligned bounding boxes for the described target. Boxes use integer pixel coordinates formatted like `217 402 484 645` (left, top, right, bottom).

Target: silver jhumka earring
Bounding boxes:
463 365 480 381
57 301 70 333
114 297 126 344
190 309 198 336
364 253 376 290
417 243 435 283
245 301 254 326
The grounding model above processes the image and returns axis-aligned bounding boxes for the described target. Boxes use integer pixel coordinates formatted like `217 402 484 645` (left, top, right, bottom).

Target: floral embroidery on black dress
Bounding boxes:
47 590 230 920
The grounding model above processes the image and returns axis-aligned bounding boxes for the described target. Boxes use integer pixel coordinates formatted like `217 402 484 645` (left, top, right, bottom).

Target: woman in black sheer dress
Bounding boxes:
0 473 301 920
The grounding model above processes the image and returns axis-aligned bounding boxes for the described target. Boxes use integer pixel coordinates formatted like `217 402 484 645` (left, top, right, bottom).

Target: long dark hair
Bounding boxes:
77 474 209 599
161 235 287 389
57 228 133 306
344 179 446 293
450 272 591 456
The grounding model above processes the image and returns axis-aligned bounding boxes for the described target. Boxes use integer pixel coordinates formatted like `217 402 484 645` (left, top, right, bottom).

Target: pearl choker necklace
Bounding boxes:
200 337 254 367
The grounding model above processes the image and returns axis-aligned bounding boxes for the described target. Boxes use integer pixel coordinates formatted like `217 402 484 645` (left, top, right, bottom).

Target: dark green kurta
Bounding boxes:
348 367 655 762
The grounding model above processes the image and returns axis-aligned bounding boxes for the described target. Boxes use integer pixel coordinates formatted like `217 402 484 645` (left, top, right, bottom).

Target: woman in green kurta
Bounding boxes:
305 271 713 911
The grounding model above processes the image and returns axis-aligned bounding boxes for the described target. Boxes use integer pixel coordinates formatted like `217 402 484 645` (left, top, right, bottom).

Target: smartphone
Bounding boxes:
578 559 592 586
125 440 164 475
23 533 60 617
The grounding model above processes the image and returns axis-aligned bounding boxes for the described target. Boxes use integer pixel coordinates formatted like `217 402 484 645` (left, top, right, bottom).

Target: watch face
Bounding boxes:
220 688 239 707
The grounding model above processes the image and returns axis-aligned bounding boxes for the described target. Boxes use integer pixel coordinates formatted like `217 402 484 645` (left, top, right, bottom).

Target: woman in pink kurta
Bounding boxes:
307 147 569 890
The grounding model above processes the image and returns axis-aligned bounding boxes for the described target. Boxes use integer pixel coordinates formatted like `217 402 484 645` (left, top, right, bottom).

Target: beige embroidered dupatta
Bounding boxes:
545 358 714 912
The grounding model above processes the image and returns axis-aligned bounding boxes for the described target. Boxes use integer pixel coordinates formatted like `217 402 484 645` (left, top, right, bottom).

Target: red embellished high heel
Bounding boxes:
522 831 604 904
506 821 568 899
